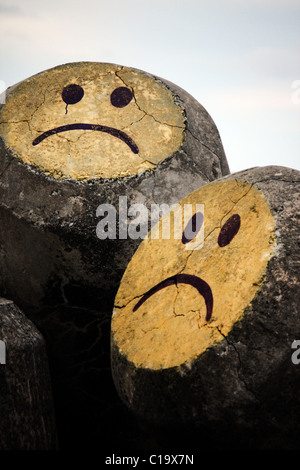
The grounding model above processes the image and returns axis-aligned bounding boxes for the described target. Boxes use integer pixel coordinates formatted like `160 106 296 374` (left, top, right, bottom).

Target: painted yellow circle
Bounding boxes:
112 179 276 370
0 62 185 180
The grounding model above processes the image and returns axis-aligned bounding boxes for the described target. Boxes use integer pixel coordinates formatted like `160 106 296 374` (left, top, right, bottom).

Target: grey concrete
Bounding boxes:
0 64 230 448
0 298 57 450
111 165 300 449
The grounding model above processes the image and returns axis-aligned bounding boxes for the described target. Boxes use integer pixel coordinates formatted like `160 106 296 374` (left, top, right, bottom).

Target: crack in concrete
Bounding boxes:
115 69 185 131
215 325 259 402
172 191 245 282
0 86 51 137
115 182 254 317
1 74 188 175
0 158 13 179
172 277 183 318
29 87 48 126
250 177 300 184
0 119 32 136
186 127 223 171
220 181 254 226
1 75 184 172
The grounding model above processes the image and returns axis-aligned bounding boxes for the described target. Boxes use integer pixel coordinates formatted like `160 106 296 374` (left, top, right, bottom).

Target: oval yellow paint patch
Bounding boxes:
112 179 276 370
0 62 185 180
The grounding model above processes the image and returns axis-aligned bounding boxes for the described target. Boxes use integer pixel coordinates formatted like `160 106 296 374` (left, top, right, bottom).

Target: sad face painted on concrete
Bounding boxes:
0 62 186 180
111 166 300 439
112 178 276 370
0 61 232 447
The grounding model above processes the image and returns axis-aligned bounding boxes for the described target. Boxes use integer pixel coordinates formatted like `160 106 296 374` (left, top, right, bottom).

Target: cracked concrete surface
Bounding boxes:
0 62 186 180
112 178 276 370
0 299 58 449
111 166 300 438
0 62 231 447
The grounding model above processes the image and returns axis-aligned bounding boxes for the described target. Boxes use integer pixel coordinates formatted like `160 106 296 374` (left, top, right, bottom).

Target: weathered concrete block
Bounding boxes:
0 62 229 447
0 298 57 450
111 165 300 448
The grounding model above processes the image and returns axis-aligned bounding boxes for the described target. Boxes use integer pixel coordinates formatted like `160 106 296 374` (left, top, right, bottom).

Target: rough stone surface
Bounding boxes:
0 297 57 450
0 62 229 448
111 165 300 449
112 178 275 370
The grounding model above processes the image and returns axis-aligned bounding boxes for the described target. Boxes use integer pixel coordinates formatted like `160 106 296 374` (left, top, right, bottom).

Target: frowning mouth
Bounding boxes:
32 123 139 154
133 273 213 322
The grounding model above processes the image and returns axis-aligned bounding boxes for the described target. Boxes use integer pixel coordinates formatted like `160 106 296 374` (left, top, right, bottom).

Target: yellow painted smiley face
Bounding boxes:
112 179 276 370
0 62 185 180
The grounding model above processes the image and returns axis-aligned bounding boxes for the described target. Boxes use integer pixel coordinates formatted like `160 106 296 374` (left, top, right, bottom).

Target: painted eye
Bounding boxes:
182 211 204 244
62 84 84 105
218 214 241 247
110 87 133 108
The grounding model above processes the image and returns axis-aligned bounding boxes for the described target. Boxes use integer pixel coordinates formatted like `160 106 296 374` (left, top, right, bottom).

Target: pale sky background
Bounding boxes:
0 0 299 174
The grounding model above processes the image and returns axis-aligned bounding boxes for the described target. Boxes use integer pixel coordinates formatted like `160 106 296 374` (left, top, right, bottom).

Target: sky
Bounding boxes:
0 0 299 174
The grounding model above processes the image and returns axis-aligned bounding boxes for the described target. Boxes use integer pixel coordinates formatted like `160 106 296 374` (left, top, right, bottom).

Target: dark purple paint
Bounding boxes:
32 123 139 153
62 84 84 105
110 87 133 108
218 214 241 247
133 273 213 322
182 211 204 244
